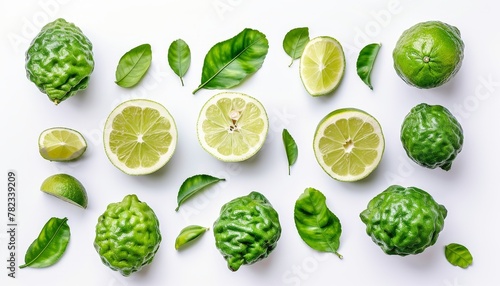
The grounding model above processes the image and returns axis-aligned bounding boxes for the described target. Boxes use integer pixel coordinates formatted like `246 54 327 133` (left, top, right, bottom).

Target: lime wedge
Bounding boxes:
313 108 385 182
103 99 177 175
197 92 269 162
40 173 88 208
299 36 345 96
38 127 87 161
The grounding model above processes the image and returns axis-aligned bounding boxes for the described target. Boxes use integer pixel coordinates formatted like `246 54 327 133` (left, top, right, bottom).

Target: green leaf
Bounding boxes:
192 28 269 94
445 243 473 268
168 39 191 86
175 225 209 250
283 27 309 67
356 43 381 90
115 43 152 88
176 174 225 211
20 217 70 268
282 129 298 175
294 188 342 259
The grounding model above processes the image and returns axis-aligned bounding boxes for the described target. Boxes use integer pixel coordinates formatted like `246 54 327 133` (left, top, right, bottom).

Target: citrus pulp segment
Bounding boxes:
40 173 88 208
313 108 384 182
38 127 87 161
103 99 177 175
197 92 268 162
299 36 345 96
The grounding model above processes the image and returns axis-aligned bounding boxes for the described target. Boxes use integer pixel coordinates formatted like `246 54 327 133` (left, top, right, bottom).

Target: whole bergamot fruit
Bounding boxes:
401 103 464 171
26 18 94 104
360 185 447 256
213 191 281 271
94 194 161 276
393 21 464 89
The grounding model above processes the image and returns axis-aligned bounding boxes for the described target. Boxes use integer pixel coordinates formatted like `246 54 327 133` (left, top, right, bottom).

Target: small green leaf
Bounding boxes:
20 217 70 268
356 43 381 90
168 39 191 86
175 225 209 250
176 174 225 211
282 129 298 175
193 28 269 94
283 27 309 67
294 188 342 259
115 43 152 88
445 243 473 268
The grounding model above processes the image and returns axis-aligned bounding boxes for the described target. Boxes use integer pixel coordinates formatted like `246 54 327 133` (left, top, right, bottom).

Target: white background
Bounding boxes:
1 0 499 285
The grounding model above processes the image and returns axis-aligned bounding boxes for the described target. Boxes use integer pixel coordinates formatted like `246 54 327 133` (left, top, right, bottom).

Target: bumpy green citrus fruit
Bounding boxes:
26 18 94 104
94 194 161 276
401 103 463 171
360 185 447 256
393 21 464 89
213 191 281 271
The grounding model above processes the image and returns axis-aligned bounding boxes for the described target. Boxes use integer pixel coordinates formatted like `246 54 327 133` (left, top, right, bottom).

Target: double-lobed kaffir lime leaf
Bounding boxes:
168 39 191 86
193 28 269 94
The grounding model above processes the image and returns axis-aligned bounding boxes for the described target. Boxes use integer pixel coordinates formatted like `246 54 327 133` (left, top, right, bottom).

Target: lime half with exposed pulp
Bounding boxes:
39 127 87 161
299 36 345 96
313 108 385 182
197 92 268 162
103 99 177 175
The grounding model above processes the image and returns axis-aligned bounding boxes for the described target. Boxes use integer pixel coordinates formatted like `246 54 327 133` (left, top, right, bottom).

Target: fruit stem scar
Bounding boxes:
423 56 430 63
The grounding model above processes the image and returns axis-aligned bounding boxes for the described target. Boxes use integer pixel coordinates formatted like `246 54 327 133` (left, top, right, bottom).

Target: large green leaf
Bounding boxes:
20 217 70 268
294 188 342 258
192 28 269 94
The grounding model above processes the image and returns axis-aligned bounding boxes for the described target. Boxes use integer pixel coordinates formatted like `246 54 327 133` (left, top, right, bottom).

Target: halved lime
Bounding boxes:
40 173 88 208
103 99 177 175
38 127 87 161
299 36 345 96
313 108 384 182
197 92 268 162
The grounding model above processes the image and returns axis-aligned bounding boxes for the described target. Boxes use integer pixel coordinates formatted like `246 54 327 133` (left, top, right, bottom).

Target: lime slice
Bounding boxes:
299 36 345 96
38 127 87 161
103 99 177 175
313 108 385 182
197 92 269 162
40 173 88 208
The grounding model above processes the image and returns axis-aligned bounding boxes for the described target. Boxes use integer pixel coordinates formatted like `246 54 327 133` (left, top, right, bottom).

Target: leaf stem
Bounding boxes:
335 251 343 259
